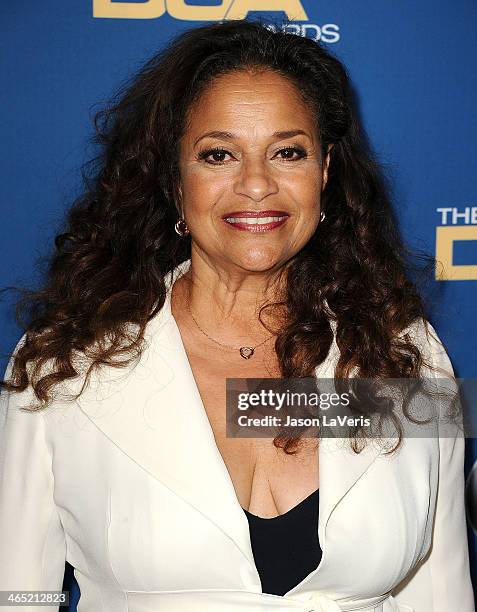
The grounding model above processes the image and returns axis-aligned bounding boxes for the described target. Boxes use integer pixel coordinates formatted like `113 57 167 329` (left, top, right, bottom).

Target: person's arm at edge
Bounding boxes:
391 319 475 611
0 333 67 612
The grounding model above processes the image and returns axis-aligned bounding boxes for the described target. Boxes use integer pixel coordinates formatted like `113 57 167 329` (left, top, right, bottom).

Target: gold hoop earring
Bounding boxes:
174 218 190 237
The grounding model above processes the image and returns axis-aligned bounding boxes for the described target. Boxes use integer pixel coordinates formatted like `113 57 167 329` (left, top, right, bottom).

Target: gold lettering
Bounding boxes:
226 0 308 20
93 0 308 20
435 226 477 281
93 0 165 19
167 0 234 21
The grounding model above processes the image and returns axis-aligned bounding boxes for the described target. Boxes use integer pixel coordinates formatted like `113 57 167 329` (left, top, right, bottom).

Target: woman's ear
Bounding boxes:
322 144 333 191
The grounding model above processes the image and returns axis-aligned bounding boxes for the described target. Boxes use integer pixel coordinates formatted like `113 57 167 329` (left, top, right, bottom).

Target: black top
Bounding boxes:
242 488 322 596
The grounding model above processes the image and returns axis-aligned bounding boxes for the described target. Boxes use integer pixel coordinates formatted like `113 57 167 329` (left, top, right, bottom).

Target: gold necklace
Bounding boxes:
186 296 275 359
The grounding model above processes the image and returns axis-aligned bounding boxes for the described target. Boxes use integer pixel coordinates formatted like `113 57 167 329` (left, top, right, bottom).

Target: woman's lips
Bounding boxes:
222 211 289 233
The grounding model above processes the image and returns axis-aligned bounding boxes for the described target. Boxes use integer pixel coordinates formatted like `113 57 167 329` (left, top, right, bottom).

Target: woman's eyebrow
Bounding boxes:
193 129 310 147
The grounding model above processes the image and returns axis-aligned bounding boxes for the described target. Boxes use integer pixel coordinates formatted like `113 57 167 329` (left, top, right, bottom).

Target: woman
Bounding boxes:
0 18 474 612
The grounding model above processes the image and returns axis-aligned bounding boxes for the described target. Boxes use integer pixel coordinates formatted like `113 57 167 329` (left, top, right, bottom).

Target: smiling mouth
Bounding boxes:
222 213 289 232
224 215 288 225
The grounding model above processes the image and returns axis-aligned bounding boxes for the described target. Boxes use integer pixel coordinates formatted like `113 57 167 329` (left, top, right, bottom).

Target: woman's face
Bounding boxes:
178 69 330 273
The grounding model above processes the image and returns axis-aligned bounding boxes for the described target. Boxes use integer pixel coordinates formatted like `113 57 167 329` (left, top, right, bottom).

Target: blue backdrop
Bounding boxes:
1 2 476 609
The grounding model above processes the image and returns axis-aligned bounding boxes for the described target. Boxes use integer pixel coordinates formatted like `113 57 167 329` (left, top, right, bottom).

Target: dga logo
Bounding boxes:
435 207 477 281
94 0 308 20
93 0 341 43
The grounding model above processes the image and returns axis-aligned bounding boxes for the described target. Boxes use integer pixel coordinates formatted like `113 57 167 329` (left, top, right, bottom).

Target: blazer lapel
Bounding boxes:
311 334 383 550
73 259 382 586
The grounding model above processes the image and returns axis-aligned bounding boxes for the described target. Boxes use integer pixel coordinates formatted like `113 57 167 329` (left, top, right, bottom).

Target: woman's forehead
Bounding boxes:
193 69 304 107
182 71 317 142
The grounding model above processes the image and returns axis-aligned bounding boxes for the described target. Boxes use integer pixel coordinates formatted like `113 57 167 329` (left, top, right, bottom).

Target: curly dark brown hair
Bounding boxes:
1 18 448 455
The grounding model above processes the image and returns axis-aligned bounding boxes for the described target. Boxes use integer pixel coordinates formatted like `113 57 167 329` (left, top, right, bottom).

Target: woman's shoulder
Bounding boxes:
1 329 93 415
321 316 455 379
398 317 455 379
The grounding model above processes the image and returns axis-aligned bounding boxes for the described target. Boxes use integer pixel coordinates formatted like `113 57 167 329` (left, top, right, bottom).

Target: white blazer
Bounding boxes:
0 259 474 612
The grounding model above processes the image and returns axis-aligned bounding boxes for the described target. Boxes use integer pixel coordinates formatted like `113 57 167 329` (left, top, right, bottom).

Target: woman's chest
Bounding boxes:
184 348 320 517
47 407 432 596
44 380 437 596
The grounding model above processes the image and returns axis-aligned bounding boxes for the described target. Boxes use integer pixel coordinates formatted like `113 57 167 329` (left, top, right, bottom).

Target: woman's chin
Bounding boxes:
223 250 290 273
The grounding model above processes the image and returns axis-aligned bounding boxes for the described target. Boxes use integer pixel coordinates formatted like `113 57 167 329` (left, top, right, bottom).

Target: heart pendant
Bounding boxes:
239 347 254 359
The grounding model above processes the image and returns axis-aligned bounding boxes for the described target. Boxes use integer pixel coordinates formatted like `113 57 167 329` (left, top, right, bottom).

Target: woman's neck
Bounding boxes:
171 260 287 346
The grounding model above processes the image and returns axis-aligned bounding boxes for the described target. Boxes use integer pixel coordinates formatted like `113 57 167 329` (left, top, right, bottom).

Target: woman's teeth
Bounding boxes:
225 216 287 225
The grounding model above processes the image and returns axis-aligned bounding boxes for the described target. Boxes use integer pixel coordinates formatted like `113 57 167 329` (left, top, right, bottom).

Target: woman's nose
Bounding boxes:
233 158 279 202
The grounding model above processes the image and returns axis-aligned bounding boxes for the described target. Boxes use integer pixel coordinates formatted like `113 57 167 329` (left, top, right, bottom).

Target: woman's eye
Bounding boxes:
276 147 307 161
197 146 307 165
197 148 232 165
